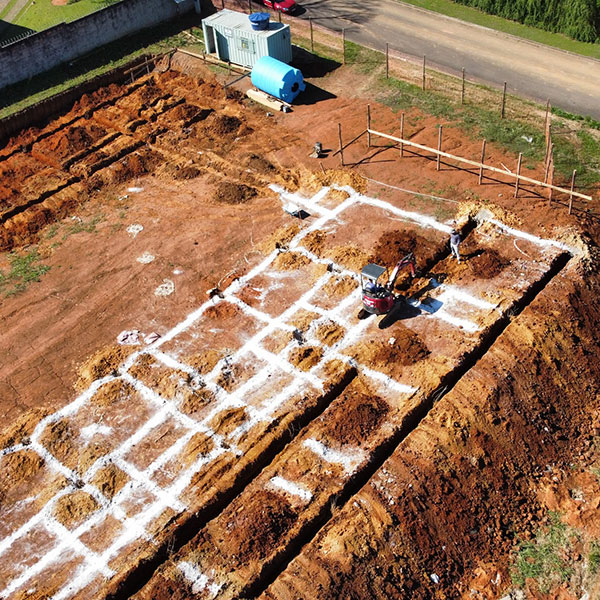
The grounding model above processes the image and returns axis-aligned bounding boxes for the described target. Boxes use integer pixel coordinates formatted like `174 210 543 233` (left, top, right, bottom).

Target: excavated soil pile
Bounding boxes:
350 323 430 367
227 490 297 565
326 385 389 446
467 248 510 279
214 181 257 204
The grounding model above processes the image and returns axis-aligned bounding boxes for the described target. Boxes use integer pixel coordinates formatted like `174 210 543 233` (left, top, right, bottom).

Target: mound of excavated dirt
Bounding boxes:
314 320 346 346
321 275 358 298
90 463 128 499
245 153 276 174
209 406 247 436
370 230 441 279
227 490 297 565
273 251 311 270
208 114 242 136
260 223 301 254
330 245 371 272
301 230 327 256
288 345 323 371
185 349 224 375
467 248 510 279
46 124 106 159
179 388 216 416
0 450 44 503
54 491 99 528
349 324 429 369
326 382 389 446
304 169 367 194
77 345 136 389
214 181 257 204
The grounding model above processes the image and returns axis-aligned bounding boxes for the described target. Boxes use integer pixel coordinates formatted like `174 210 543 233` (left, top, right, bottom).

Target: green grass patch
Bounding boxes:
590 540 600 574
344 41 384 73
62 213 104 238
378 73 599 187
4 0 121 34
511 512 576 593
0 249 50 296
397 0 600 60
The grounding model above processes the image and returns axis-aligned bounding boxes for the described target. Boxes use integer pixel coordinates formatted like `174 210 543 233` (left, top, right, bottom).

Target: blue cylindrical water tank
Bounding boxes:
251 56 306 104
248 12 270 31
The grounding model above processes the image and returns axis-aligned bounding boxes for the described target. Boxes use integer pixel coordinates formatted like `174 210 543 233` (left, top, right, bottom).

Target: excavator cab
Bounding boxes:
360 252 416 316
360 263 395 315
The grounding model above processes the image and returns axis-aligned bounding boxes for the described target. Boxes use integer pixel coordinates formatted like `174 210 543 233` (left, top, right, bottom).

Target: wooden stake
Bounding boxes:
545 99 550 134
248 0 251 12
461 67 465 104
310 18 314 53
549 163 554 202
544 142 553 184
367 104 371 148
221 0 224 8
544 125 552 172
514 152 522 197
568 169 576 214
342 29 346 65
278 9 281 22
501 81 507 119
422 55 426 90
478 139 486 185
400 112 405 157
436 125 442 171
386 43 389 79
338 122 344 166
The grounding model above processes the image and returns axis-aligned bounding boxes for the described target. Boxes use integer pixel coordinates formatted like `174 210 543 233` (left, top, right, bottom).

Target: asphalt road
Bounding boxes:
299 0 600 119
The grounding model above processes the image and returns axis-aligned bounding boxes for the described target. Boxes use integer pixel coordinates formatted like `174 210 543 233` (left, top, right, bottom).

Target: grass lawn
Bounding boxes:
398 0 600 60
9 0 116 32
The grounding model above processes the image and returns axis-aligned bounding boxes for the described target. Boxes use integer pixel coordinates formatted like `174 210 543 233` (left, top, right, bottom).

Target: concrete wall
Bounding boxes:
0 0 195 89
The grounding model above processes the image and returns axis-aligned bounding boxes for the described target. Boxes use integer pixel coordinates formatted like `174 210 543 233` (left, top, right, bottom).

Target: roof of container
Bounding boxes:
202 8 288 35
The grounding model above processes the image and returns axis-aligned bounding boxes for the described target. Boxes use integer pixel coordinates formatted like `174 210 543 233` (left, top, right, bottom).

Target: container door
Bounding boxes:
215 26 232 62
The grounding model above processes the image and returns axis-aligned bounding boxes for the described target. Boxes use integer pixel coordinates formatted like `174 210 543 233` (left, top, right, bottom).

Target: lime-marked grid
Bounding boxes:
0 184 553 600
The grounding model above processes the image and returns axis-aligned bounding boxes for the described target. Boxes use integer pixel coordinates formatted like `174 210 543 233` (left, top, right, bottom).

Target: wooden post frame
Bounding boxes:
310 18 314 53
461 67 465 105
386 43 389 79
501 81 507 119
422 55 426 90
514 153 522 197
338 123 344 166
400 112 405 158
342 29 346 65
367 105 371 148
437 125 443 171
479 139 486 185
278 9 282 22
569 170 577 214
365 127 592 204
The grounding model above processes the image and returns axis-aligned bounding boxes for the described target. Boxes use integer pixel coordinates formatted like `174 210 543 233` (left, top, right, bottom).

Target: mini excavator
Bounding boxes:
360 252 416 316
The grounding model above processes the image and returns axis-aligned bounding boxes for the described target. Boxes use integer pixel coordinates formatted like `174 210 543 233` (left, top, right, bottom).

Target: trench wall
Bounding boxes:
0 0 195 90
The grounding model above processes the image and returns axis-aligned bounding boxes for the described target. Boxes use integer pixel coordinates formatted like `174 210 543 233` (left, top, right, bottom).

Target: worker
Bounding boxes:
450 229 461 263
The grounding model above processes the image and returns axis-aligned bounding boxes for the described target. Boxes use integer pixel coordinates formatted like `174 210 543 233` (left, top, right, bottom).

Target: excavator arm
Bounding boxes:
386 252 416 290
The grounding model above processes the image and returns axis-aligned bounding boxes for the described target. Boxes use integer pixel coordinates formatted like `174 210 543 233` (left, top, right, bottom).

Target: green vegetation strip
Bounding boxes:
0 249 50 296
344 42 600 188
397 0 600 60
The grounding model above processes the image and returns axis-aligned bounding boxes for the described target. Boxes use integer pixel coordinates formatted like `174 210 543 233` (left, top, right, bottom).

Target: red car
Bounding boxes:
261 0 297 13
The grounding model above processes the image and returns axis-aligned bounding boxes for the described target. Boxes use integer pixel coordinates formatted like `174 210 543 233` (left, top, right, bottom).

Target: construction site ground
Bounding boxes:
1 49 600 600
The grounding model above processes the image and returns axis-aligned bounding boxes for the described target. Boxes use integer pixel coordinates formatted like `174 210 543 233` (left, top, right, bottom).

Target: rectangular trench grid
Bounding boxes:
0 183 572 600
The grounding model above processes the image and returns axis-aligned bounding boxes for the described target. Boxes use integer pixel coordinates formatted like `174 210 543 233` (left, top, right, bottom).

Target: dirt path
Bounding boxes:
301 0 600 119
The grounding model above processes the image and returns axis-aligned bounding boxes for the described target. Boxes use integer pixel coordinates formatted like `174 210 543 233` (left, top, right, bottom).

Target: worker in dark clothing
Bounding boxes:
450 229 461 263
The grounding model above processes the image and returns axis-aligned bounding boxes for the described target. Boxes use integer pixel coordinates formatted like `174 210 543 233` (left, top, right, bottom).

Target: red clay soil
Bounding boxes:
2 47 600 600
